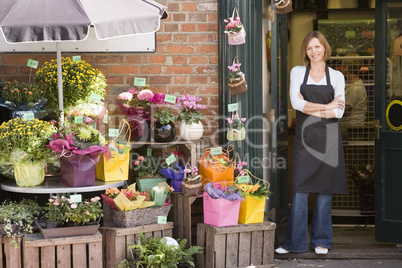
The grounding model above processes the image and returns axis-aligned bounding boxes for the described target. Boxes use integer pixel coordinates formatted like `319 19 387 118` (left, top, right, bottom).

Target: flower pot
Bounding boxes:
13 161 46 187
60 154 97 187
228 74 247 95
154 121 176 142
227 127 246 141
179 121 203 141
46 221 59 229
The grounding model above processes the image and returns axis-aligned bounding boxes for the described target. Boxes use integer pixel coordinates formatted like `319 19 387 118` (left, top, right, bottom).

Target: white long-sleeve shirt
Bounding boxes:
289 65 345 119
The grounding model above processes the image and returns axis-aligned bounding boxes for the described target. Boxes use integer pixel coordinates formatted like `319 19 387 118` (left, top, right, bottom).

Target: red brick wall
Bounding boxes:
0 0 219 137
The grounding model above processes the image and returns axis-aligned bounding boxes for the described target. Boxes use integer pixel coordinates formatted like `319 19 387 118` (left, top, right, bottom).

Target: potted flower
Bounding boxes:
35 57 106 109
148 92 176 142
176 94 206 141
224 7 246 45
233 168 272 224
43 195 71 227
351 162 375 214
0 199 43 247
64 196 103 226
0 118 56 186
182 164 202 196
0 80 50 119
115 85 154 141
226 112 246 141
118 234 203 268
227 58 248 95
46 123 107 187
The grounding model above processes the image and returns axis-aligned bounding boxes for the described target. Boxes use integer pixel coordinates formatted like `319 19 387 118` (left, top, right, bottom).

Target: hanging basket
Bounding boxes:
275 0 293 15
228 74 248 95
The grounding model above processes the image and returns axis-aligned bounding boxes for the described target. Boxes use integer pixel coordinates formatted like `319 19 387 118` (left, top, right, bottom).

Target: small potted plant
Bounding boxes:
0 199 43 247
226 112 246 141
118 234 203 268
148 92 176 142
182 164 202 196
132 155 165 192
224 7 246 45
0 118 56 186
43 195 71 227
351 162 375 214
0 80 50 119
227 58 248 95
176 94 206 141
64 196 103 226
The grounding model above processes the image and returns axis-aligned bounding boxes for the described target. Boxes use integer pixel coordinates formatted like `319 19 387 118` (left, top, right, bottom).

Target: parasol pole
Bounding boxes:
56 42 64 126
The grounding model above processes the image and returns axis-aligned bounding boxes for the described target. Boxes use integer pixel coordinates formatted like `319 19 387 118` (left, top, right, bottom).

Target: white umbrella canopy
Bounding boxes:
0 0 168 122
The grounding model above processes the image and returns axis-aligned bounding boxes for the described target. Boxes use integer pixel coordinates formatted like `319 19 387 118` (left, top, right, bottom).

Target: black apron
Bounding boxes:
292 66 347 194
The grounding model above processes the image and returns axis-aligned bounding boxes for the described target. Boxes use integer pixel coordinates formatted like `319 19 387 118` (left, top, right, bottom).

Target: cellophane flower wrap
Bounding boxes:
0 118 56 180
116 85 154 116
0 80 51 119
101 183 155 211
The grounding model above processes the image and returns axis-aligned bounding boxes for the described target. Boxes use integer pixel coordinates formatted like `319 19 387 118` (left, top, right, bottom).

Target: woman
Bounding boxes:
275 31 346 255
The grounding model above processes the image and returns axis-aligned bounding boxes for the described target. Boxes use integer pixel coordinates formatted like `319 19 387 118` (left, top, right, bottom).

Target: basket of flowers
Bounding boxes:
224 7 246 45
182 164 202 197
102 183 173 227
227 57 247 95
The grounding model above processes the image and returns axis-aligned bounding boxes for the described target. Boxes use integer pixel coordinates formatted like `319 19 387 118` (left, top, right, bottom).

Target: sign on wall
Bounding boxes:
0 27 156 53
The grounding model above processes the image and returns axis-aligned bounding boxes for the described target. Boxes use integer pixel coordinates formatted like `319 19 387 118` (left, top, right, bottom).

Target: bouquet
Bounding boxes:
0 80 50 119
176 94 206 124
102 184 155 211
35 57 106 109
116 85 154 110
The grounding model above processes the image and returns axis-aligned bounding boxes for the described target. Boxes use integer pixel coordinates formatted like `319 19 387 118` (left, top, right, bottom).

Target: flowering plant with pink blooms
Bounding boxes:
226 113 246 130
227 61 244 81
132 155 163 177
224 14 243 34
176 94 206 124
148 92 177 125
116 85 154 109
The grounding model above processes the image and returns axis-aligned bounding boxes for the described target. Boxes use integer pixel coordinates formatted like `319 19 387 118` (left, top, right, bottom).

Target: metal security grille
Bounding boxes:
327 56 382 209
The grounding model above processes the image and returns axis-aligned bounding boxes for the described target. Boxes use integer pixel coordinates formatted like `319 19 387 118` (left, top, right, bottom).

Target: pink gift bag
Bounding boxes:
203 192 240 227
225 7 246 46
227 27 246 45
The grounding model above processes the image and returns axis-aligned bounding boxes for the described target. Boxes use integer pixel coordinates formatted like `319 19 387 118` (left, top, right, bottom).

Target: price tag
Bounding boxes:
72 55 81 63
109 128 119 138
70 194 82 203
147 147 152 157
228 103 239 112
165 154 176 165
27 59 39 69
164 94 177 104
74 115 83 124
23 112 35 121
134 77 146 87
237 175 251 184
210 147 223 155
157 216 167 224
89 93 102 103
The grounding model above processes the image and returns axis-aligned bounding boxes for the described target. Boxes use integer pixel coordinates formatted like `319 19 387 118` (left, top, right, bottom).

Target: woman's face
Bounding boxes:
306 37 325 64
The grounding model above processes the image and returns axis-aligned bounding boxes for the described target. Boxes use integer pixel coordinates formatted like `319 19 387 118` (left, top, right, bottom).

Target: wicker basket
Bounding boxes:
111 204 172 227
275 0 292 14
182 181 202 197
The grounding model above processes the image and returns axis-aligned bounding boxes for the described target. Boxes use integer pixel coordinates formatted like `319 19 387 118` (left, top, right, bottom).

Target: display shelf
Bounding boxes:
0 176 126 195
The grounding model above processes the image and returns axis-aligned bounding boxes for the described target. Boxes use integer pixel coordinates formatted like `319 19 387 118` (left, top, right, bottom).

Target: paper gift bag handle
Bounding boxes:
231 6 240 20
116 119 131 142
235 169 271 188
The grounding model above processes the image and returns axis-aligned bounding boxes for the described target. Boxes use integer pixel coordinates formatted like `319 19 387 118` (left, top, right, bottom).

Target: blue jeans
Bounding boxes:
281 192 333 252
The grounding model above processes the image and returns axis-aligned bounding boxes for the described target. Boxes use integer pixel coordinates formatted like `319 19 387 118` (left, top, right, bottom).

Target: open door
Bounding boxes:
375 1 402 243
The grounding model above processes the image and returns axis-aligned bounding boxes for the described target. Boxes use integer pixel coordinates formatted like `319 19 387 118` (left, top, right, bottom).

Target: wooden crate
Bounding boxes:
169 193 203 247
196 222 276 268
1 236 23 268
100 222 173 268
23 232 103 268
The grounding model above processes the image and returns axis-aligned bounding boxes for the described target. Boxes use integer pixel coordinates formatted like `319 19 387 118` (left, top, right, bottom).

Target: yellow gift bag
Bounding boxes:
96 120 130 181
235 169 271 224
14 161 46 187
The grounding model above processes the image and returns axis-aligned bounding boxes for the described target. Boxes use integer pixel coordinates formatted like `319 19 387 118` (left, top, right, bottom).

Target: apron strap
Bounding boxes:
325 64 331 86
302 66 310 85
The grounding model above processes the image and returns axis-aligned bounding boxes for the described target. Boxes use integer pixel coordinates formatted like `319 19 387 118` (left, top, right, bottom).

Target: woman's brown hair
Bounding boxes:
300 31 331 67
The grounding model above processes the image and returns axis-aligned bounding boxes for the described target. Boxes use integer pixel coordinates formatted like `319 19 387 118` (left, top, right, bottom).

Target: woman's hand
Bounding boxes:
325 95 345 111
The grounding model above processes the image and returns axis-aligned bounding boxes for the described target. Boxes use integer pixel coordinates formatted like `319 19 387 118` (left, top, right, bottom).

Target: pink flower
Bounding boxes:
128 87 138 95
184 169 191 173
86 211 90 215
138 156 144 161
241 118 246 122
117 92 133 100
233 114 238 119
226 118 233 124
134 161 140 165
53 201 59 206
137 89 154 100
91 196 101 202
65 134 75 144
224 19 229 23
71 204 77 209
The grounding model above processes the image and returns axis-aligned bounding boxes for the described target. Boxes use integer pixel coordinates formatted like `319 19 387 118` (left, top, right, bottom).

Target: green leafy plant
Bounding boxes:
118 233 203 268
35 57 106 109
132 155 162 177
154 109 176 125
0 199 43 247
64 196 103 225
